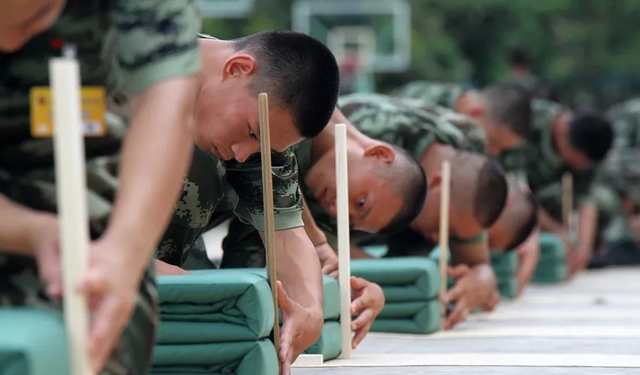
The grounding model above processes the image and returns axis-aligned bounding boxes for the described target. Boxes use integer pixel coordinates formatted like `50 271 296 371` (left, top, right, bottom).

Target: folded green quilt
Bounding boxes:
539 232 567 261
370 300 440 334
151 339 278 375
490 250 518 275
351 258 440 301
533 261 568 283
0 308 70 375
157 271 274 344
498 277 518 299
362 245 389 258
244 269 340 321
303 321 341 360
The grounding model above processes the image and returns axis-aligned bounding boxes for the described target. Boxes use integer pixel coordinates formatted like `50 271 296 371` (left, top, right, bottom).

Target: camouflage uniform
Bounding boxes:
390 80 465 110
0 1 201 373
157 146 304 269
218 93 488 266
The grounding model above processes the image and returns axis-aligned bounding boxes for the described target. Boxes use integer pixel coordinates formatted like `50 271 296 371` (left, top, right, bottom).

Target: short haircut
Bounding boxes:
474 158 509 228
481 83 533 137
233 30 340 138
375 145 428 235
568 112 613 162
503 193 539 252
532 83 561 103
450 151 508 229
509 47 531 67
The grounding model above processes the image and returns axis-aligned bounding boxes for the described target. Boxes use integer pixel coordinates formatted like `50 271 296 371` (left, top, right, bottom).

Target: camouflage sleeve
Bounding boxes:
225 148 303 232
112 0 202 96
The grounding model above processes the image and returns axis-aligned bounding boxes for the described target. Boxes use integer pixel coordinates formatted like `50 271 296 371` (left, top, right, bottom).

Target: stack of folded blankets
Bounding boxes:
152 270 279 375
0 308 70 375
351 257 441 334
490 250 519 299
532 232 569 283
248 270 343 361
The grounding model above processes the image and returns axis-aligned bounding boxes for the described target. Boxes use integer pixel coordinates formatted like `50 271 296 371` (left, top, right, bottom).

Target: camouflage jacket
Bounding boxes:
522 99 596 221
157 147 304 266
0 0 201 173
605 97 640 149
390 80 465 110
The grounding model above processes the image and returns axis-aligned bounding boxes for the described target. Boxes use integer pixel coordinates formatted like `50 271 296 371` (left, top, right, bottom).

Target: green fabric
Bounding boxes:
351 258 441 301
533 261 568 283
362 245 388 258
0 309 70 375
498 277 519 299
158 322 265 345
539 232 567 261
303 321 342 360
244 269 340 321
490 251 519 273
151 339 278 375
370 300 441 334
157 271 274 342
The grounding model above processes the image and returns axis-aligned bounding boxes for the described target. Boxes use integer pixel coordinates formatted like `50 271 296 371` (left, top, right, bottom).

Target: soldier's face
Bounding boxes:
194 65 303 162
0 0 66 52
305 146 404 233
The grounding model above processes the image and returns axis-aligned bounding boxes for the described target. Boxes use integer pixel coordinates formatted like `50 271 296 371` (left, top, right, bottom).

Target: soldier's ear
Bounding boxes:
222 54 257 80
363 144 395 164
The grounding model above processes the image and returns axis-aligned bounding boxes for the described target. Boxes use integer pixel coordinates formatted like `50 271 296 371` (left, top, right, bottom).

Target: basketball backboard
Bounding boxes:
197 0 255 18
291 0 411 73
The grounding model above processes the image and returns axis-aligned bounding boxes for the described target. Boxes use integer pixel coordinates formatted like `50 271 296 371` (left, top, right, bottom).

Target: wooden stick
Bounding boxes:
562 172 573 228
439 160 452 327
258 93 280 359
51 45 93 375
335 123 353 359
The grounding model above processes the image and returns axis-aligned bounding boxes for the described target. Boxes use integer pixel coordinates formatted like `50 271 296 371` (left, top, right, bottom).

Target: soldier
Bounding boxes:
0 0 202 374
523 99 613 275
148 31 341 373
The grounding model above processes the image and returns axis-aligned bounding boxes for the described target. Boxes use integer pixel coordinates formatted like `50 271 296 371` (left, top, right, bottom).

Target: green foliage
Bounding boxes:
201 0 640 109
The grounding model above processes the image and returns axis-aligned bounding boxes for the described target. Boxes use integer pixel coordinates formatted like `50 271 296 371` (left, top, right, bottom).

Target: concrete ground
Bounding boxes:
201 225 640 375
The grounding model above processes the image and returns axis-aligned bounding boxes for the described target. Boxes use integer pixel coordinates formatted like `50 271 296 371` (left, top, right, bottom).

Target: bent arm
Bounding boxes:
0 194 53 255
451 239 496 309
576 202 598 252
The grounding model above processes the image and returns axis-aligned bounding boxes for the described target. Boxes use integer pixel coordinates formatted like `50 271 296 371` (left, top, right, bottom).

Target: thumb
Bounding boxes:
447 264 470 278
276 281 291 311
350 276 367 290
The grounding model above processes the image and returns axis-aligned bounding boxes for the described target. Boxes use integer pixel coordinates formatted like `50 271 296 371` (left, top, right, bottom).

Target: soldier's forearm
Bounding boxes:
0 193 54 255
576 203 598 250
103 77 198 275
469 263 497 310
301 196 328 246
268 227 324 314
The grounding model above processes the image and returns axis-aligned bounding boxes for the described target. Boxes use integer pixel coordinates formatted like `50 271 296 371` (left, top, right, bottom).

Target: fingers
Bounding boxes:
352 322 372 350
482 291 500 312
278 324 293 375
328 270 339 280
445 299 469 330
276 281 291 311
321 263 338 276
38 245 63 298
87 291 135 373
350 276 367 290
444 281 465 305
351 308 374 331
447 264 470 279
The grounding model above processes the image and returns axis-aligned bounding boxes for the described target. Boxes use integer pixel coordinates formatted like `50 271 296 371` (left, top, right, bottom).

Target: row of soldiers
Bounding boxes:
2 2 639 375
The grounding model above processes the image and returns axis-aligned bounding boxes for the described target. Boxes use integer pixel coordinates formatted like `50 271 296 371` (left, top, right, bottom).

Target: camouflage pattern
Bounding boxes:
605 97 640 149
390 80 465 110
156 147 304 267
0 0 201 373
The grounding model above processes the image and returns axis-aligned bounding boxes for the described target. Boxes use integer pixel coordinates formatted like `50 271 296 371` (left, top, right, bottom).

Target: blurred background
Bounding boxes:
199 0 640 111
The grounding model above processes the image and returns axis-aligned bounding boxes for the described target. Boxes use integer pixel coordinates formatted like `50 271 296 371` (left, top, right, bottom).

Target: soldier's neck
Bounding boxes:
421 142 456 175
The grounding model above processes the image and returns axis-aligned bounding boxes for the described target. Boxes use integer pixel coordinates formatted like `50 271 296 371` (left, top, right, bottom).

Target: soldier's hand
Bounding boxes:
276 281 323 375
29 213 64 298
482 289 501 312
78 237 141 374
516 240 540 295
316 243 339 279
350 276 384 349
155 259 190 275
568 244 592 277
442 265 473 330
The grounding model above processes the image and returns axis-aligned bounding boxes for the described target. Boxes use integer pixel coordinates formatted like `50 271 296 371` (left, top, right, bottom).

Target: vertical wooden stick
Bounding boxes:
258 93 280 359
51 46 93 375
335 123 353 359
439 160 452 327
562 172 573 228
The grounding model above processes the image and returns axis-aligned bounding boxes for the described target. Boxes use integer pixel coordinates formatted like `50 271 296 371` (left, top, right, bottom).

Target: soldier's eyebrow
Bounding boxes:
20 3 52 29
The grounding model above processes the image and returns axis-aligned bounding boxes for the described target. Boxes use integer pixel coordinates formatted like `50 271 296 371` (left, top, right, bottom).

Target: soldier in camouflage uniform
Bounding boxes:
391 81 532 175
220 93 507 329
0 0 202 374
521 99 614 273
